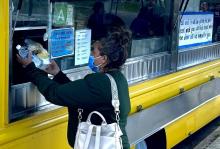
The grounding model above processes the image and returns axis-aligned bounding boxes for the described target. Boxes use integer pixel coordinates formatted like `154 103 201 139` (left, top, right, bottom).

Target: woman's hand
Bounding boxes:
44 60 60 76
16 51 32 68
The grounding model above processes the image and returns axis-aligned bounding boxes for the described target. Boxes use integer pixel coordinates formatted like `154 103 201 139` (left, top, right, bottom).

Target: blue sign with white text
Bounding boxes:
49 28 74 58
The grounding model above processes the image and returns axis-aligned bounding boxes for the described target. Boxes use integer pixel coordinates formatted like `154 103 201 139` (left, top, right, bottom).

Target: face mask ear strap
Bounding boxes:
96 56 107 69
94 56 102 59
96 63 103 67
94 55 104 66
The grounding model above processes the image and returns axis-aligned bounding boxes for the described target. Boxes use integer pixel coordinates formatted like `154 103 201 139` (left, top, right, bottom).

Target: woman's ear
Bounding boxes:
99 55 108 72
102 55 108 64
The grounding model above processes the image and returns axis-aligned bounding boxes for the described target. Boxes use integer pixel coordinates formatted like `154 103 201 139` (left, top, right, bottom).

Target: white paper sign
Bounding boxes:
66 4 74 26
75 29 91 65
179 12 214 49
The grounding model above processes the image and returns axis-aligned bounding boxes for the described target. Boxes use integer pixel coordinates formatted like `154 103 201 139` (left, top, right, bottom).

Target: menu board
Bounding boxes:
75 29 91 66
179 12 214 49
49 28 74 59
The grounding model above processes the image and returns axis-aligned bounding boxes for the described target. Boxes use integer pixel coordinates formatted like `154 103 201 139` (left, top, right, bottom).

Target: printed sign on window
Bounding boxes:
179 12 214 49
75 29 91 66
49 28 74 59
53 2 74 27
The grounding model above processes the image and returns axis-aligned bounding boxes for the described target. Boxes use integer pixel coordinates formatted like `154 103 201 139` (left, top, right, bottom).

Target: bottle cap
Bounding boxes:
16 45 21 50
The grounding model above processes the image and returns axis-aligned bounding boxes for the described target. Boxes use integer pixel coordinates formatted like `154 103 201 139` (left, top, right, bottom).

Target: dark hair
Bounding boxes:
100 26 132 70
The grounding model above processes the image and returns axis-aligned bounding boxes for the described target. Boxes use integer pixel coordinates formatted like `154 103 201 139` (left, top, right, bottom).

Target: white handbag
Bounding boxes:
74 74 123 149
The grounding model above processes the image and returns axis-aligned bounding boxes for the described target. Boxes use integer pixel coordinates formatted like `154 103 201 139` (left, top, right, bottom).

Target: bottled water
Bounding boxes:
16 45 29 58
16 44 44 69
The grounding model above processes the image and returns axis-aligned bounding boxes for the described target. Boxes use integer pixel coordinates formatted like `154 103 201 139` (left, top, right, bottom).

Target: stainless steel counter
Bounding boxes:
178 43 220 70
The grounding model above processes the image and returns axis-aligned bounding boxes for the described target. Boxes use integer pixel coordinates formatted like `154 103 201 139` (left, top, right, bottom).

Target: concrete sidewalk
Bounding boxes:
195 123 220 149
206 136 220 149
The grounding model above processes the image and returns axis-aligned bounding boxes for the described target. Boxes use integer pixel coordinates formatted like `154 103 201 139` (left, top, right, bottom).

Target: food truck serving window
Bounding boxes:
178 0 220 49
9 0 174 122
177 0 220 70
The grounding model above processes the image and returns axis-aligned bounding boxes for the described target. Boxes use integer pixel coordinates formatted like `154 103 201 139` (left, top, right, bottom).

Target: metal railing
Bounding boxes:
122 52 171 84
178 43 220 70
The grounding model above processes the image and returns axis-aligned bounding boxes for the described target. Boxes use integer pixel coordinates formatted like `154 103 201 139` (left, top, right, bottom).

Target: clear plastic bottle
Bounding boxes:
16 39 50 70
16 44 29 58
16 44 43 68
32 55 43 68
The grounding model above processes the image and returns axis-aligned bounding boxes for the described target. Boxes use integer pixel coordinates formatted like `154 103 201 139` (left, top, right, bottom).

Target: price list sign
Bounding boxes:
49 28 74 58
75 29 91 66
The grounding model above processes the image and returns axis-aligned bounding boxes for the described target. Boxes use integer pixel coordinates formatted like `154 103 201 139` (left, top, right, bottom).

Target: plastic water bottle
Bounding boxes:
32 55 43 68
16 44 43 68
16 45 29 58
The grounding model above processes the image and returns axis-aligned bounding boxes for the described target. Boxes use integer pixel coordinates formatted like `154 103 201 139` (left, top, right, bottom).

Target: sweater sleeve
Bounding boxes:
53 71 71 84
24 62 107 108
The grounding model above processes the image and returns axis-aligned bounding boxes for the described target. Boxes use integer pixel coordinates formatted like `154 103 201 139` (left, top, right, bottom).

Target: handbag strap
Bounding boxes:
83 125 94 149
105 74 120 112
95 126 101 149
105 73 120 124
83 125 101 149
77 73 120 123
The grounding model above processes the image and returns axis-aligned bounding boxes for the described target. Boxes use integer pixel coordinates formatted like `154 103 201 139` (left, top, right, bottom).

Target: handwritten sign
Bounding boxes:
179 12 214 49
75 29 91 65
49 28 74 58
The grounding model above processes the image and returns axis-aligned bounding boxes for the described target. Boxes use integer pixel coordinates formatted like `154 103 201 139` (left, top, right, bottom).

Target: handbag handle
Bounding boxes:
86 111 107 125
83 125 101 149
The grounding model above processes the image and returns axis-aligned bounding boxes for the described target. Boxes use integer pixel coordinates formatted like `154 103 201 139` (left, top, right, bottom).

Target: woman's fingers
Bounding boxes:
28 51 32 59
16 54 23 64
16 52 32 67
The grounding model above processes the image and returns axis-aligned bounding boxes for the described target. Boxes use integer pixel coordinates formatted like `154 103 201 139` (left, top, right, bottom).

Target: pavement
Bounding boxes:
173 117 220 149
206 137 220 149
195 123 220 149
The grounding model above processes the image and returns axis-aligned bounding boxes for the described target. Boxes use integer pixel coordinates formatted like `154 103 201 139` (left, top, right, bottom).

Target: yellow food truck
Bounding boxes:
1 0 220 148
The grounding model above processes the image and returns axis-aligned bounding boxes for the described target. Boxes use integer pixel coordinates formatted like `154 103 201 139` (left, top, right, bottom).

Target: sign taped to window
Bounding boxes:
75 29 91 66
179 12 214 49
49 28 74 59
53 2 74 27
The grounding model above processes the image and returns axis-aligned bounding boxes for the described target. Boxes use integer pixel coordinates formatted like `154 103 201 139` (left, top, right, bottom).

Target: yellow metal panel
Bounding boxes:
195 100 216 131
129 59 220 99
166 96 220 149
130 145 135 149
165 114 190 149
0 108 68 145
214 96 220 116
130 67 218 113
186 114 196 136
0 0 9 127
1 122 71 149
